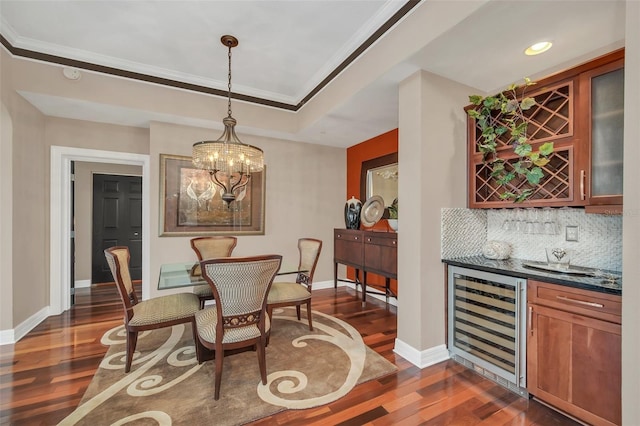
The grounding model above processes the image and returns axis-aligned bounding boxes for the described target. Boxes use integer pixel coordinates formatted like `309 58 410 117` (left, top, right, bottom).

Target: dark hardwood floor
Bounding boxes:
0 284 578 425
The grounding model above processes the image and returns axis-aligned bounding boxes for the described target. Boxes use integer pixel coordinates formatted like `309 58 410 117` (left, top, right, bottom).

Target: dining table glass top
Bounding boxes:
158 261 305 290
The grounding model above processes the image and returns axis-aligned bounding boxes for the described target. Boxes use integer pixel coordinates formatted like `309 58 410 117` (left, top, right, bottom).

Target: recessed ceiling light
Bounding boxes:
525 41 553 56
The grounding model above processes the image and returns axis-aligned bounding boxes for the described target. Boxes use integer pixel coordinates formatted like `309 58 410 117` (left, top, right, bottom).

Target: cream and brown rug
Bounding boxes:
59 307 397 425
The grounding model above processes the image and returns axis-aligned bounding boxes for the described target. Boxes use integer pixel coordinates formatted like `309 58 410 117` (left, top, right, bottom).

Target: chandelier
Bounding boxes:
192 35 264 205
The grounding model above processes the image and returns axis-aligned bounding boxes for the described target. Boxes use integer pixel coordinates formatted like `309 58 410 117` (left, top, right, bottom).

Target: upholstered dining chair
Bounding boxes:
104 246 201 373
190 236 238 308
267 238 322 331
194 254 282 400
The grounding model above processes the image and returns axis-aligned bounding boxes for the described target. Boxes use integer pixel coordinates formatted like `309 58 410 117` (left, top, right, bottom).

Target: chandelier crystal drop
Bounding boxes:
192 35 264 205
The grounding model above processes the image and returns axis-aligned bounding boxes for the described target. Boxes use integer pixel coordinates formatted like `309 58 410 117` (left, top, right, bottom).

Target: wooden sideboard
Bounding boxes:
333 228 397 304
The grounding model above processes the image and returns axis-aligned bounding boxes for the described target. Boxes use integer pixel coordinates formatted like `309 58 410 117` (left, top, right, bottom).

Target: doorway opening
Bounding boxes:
50 146 150 315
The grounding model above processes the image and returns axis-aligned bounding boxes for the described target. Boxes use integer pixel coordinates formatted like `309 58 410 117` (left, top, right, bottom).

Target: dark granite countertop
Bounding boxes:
442 256 621 295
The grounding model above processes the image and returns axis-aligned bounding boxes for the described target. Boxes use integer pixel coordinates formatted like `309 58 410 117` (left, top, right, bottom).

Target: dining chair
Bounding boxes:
104 246 201 373
190 236 238 308
194 254 282 400
267 238 322 331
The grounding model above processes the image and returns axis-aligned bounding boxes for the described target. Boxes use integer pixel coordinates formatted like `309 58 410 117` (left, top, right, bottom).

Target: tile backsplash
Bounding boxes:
441 208 487 259
442 207 622 272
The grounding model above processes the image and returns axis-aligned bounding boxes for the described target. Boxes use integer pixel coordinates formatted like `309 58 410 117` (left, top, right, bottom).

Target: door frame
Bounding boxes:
50 146 151 315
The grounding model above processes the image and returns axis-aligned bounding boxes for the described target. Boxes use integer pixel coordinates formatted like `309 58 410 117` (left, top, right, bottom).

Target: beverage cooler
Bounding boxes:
447 265 528 397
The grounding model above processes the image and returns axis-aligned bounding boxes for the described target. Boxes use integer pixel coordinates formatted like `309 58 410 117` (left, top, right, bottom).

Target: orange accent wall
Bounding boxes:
346 128 398 294
346 128 398 204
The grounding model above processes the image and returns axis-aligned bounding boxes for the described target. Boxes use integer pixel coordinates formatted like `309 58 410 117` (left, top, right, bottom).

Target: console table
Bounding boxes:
333 228 397 304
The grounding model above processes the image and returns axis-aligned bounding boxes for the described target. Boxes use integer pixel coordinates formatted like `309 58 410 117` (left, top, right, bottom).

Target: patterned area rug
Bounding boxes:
59 307 397 425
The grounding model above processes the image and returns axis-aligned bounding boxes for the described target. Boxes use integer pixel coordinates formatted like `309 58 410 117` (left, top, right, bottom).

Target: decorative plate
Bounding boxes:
360 195 385 227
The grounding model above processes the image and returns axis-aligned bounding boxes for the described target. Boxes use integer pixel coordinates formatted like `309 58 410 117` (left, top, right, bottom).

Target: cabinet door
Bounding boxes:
334 229 363 268
470 146 575 208
528 303 621 426
363 234 397 278
579 58 624 209
467 81 579 208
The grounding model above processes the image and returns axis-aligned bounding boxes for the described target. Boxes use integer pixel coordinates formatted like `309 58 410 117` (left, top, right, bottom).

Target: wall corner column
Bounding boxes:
394 70 473 367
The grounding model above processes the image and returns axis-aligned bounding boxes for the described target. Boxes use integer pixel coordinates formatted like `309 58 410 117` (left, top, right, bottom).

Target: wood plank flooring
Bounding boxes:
0 284 579 425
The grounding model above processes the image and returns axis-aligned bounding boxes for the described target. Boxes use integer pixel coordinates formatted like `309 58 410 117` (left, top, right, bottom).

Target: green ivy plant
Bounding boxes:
467 78 554 203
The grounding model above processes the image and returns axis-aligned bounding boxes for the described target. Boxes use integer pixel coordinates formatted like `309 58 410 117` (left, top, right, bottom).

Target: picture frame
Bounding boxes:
159 153 265 236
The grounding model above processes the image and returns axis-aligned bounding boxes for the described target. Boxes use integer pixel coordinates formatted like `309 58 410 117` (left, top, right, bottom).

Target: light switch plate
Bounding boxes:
566 225 579 242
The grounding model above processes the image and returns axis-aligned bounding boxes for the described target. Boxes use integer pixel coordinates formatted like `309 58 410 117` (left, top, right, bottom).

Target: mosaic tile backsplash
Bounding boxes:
441 208 487 259
442 207 622 272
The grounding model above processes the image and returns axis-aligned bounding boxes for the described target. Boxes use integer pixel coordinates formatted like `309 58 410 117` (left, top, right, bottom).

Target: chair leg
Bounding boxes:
296 305 301 320
214 346 224 400
266 307 273 346
257 339 267 385
191 319 203 363
306 300 313 331
125 329 138 373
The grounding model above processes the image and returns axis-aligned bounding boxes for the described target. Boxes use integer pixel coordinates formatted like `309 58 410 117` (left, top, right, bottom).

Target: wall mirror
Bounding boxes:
360 153 398 212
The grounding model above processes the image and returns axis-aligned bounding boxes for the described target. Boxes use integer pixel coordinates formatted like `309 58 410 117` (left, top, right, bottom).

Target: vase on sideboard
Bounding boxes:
344 196 362 229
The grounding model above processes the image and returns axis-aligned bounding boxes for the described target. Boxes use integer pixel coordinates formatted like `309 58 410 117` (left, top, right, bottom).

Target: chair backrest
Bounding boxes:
200 255 282 332
104 246 138 318
190 236 238 276
297 238 322 284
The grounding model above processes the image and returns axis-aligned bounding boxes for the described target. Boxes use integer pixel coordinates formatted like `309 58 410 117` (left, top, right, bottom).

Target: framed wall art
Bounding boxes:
159 154 265 236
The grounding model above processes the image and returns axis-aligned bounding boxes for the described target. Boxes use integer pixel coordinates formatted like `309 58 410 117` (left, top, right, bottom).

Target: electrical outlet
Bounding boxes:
566 226 579 242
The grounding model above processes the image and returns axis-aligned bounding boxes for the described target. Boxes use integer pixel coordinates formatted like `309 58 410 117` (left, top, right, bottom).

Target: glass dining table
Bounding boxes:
157 261 305 290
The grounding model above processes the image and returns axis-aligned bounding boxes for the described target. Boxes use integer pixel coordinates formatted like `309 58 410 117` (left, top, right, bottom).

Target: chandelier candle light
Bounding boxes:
192 35 264 205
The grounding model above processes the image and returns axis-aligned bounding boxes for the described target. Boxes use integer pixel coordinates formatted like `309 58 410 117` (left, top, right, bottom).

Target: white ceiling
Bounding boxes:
0 0 627 148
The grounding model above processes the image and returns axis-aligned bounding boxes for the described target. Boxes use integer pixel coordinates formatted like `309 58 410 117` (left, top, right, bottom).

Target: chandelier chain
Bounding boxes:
227 44 232 118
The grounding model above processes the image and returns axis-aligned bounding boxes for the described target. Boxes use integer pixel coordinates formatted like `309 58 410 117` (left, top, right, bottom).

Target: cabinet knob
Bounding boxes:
367 238 371 242
337 234 341 238
355 237 358 240
393 241 396 245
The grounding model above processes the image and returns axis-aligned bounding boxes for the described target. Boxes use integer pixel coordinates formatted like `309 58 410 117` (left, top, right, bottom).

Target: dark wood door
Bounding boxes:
91 174 142 283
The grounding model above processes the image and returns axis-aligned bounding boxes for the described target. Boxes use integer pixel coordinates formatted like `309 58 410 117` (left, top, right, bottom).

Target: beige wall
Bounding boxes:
396 71 472 353
148 121 345 299
0 103 14 331
3 84 48 328
74 162 143 282
622 1 640 423
45 117 149 155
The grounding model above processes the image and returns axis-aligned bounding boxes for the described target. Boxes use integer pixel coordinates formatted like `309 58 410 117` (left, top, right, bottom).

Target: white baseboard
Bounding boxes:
0 328 14 345
393 339 450 368
312 279 339 290
0 306 50 345
75 279 91 289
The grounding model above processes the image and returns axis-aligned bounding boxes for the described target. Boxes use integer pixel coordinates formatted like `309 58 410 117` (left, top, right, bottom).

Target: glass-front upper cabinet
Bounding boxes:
580 57 624 212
